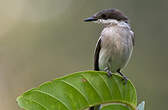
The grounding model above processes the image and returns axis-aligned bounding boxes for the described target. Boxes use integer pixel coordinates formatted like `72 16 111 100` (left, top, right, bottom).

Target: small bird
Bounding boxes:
84 8 134 110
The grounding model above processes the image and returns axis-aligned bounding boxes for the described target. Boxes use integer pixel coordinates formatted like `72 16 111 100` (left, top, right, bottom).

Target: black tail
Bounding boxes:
90 39 101 110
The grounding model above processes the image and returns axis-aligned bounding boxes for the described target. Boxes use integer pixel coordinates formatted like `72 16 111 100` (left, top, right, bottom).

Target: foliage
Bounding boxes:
17 71 144 110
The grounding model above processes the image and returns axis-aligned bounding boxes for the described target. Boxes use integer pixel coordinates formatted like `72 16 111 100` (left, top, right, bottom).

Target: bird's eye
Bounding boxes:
101 14 107 19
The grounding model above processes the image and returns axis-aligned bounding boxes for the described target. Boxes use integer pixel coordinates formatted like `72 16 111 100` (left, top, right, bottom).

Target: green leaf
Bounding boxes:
137 101 145 110
17 71 137 110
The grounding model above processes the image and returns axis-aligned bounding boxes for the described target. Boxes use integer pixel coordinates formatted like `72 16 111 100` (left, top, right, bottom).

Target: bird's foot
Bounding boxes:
121 76 128 85
104 67 113 77
117 70 128 85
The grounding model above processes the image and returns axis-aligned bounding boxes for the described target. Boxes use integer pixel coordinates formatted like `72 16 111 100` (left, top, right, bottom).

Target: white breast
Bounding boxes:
98 23 133 72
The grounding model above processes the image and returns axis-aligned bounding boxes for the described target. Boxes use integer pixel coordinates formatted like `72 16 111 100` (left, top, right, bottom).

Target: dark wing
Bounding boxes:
94 38 101 71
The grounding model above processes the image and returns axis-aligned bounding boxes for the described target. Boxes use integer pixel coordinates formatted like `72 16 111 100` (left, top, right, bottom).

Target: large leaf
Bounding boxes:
17 71 137 110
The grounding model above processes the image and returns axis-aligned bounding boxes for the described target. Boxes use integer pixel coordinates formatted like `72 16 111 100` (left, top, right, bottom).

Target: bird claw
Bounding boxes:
117 69 128 85
107 71 112 77
122 76 128 85
104 67 113 77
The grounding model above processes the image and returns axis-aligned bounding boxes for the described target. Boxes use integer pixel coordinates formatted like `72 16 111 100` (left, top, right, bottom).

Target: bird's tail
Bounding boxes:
89 105 101 110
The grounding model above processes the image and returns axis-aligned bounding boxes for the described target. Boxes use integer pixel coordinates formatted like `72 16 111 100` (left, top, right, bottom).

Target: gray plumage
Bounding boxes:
96 21 134 73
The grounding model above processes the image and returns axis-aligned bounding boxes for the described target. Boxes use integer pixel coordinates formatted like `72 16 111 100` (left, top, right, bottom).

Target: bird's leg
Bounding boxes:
117 69 128 84
104 67 112 77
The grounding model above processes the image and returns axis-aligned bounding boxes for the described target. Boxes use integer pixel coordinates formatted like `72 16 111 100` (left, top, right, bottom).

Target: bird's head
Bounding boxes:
84 8 128 25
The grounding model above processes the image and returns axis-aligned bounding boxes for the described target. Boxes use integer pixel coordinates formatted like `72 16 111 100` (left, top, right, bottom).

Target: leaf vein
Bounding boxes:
23 97 48 110
34 90 70 110
81 74 104 101
97 73 113 97
113 76 123 98
61 80 90 104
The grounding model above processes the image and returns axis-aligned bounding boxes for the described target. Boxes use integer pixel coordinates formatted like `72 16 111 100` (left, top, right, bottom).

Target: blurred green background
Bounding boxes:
0 0 167 110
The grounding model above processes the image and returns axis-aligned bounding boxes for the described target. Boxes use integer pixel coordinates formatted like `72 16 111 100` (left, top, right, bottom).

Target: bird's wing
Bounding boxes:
94 38 101 71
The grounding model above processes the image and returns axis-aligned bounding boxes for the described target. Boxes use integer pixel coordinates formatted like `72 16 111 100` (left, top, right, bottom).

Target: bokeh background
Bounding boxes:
0 0 167 110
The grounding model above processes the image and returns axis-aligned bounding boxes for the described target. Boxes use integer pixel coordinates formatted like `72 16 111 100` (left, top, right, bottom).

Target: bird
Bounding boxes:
84 8 134 110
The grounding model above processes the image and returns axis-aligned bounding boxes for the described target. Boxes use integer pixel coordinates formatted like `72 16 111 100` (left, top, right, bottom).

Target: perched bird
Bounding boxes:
84 8 134 110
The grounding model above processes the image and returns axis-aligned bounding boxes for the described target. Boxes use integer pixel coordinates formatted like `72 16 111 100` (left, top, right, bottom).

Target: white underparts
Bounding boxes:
94 19 118 24
98 21 133 72
94 19 130 29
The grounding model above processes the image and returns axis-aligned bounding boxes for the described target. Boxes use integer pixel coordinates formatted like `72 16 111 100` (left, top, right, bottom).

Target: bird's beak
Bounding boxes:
84 16 97 22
